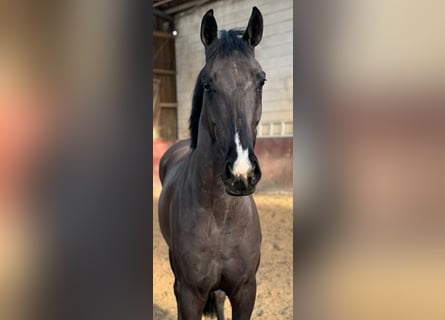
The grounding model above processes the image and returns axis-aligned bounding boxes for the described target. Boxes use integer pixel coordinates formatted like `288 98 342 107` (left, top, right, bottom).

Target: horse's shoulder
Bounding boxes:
159 139 192 184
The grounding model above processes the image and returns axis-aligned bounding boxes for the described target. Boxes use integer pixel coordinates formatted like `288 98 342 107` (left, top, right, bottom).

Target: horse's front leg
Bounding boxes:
229 278 257 320
214 290 226 320
173 278 181 320
168 250 182 320
178 284 207 320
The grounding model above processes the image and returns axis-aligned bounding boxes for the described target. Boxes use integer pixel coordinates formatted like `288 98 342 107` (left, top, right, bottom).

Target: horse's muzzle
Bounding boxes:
222 156 262 196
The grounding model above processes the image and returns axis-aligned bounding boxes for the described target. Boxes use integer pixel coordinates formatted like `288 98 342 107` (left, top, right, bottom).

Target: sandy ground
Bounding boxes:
153 189 293 319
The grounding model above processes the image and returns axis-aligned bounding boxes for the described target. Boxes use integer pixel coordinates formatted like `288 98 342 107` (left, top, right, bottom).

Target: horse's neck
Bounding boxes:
187 143 231 200
189 144 222 184
186 146 248 224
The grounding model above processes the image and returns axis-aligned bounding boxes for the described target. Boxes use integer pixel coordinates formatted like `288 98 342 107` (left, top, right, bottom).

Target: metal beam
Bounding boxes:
153 0 173 8
165 0 211 15
153 8 174 22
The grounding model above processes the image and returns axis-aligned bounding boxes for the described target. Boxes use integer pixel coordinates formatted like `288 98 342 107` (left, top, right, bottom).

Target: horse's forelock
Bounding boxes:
206 29 252 60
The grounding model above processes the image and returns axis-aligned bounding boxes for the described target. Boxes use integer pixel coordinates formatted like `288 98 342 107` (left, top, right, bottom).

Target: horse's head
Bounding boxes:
192 7 265 196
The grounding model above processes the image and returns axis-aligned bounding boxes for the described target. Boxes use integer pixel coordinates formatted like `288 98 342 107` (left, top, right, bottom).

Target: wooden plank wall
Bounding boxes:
153 30 178 140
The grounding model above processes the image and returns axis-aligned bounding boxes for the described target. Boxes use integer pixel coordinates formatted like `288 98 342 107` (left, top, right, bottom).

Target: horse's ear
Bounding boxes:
243 7 263 48
201 9 218 47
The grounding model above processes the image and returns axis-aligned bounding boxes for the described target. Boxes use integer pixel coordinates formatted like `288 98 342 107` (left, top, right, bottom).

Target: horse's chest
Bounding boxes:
178 217 259 274
178 230 259 288
172 199 261 284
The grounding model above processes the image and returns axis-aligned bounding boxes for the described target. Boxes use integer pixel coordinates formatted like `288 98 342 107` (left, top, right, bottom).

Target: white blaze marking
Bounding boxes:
232 131 252 177
233 62 238 75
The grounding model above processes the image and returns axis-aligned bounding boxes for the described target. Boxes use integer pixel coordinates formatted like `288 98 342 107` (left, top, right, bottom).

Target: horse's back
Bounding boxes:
159 139 191 185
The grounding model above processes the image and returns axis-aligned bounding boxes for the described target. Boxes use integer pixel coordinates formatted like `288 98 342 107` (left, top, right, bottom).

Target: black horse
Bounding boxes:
158 7 265 320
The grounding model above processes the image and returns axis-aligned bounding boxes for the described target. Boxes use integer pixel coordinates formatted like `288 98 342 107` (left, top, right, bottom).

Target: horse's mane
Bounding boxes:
189 29 252 149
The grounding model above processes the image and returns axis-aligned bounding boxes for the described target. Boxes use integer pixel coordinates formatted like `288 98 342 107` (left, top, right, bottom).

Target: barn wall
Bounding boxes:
174 0 293 139
153 29 178 140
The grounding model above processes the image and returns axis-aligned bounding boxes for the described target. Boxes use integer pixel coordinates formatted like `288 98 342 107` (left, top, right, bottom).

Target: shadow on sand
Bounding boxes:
153 304 176 320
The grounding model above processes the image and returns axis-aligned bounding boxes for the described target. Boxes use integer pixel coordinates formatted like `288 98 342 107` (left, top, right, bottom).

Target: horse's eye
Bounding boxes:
257 79 266 91
203 82 211 91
